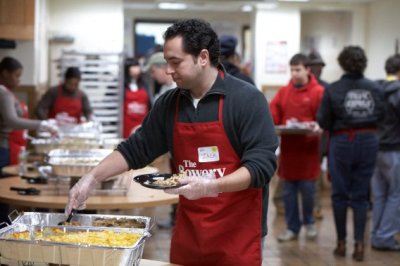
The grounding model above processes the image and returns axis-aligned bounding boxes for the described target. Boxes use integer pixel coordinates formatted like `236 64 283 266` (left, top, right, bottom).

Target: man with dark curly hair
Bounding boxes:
317 46 384 261
65 19 278 265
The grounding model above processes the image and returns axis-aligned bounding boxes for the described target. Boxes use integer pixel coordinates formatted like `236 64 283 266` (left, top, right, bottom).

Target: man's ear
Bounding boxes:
198 49 209 67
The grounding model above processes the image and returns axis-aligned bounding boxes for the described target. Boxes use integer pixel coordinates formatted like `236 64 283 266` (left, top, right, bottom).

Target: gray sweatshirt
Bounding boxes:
0 85 41 149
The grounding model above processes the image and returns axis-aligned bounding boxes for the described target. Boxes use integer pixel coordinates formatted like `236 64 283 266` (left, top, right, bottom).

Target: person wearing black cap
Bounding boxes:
307 51 329 221
220 35 254 85
36 67 93 124
308 51 329 88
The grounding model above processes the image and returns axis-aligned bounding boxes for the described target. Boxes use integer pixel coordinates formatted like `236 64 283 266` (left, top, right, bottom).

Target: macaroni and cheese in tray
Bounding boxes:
0 223 150 266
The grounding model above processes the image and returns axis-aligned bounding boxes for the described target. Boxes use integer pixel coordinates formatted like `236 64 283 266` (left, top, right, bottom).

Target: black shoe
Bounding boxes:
353 242 364 262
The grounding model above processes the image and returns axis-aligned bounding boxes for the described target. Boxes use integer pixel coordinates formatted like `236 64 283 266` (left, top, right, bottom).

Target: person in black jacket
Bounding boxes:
371 54 400 251
317 46 384 262
219 35 254 85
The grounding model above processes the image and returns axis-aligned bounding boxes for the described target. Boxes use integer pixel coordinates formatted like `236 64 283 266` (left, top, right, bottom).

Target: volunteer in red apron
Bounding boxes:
123 59 150 138
47 85 83 123
0 56 59 224
65 19 278 266
270 53 324 242
8 99 29 164
167 92 262 265
36 67 93 124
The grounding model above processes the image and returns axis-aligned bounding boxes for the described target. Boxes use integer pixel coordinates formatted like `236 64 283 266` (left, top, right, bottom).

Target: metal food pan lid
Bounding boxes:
9 211 153 230
48 157 103 166
48 149 113 158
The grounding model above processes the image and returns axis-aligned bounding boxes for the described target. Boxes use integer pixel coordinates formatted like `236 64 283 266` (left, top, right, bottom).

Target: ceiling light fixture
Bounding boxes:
158 2 187 10
279 0 309 2
241 4 253 12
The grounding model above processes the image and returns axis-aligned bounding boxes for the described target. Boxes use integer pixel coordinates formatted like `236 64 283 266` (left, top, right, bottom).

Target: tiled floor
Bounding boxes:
136 176 400 265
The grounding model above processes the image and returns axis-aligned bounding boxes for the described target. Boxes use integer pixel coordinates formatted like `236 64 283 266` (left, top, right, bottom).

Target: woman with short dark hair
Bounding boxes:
317 46 384 261
0 56 58 222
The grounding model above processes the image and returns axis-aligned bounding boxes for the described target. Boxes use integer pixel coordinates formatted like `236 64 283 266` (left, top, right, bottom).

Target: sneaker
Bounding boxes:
305 224 318 240
277 229 297 242
371 243 400 251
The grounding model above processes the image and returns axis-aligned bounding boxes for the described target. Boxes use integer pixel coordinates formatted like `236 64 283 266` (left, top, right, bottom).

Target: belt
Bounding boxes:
333 127 376 142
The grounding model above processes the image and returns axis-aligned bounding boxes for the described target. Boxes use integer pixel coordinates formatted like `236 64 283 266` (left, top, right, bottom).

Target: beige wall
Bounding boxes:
365 0 400 79
2 0 400 87
254 8 301 91
0 40 35 85
48 0 123 53
123 8 252 58
301 11 352 83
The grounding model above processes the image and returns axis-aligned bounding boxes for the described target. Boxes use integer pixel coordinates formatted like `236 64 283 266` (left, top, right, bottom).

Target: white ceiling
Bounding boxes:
124 0 377 12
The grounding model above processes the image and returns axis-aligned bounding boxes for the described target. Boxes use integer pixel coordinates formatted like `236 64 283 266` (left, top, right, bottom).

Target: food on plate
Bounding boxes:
92 218 145 228
152 172 186 186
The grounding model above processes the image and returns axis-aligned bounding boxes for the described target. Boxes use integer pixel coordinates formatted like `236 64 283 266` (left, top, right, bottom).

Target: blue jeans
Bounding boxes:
329 133 378 242
0 147 10 177
0 147 10 223
283 180 315 234
371 151 400 248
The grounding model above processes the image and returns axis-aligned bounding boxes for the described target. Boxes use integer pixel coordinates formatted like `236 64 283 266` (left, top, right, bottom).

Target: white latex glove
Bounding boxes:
164 176 219 200
39 120 59 137
309 121 322 133
55 112 78 125
65 174 99 216
303 121 322 134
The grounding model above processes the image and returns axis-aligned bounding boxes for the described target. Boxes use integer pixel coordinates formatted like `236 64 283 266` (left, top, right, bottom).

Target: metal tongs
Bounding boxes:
10 186 41 195
58 209 77 225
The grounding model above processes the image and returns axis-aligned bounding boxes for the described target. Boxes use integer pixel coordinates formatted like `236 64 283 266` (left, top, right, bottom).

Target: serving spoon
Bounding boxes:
58 209 77 225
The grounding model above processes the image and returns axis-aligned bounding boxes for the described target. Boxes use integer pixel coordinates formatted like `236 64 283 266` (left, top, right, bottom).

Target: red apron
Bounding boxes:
171 94 262 266
8 99 28 165
48 85 83 123
123 88 149 138
278 86 320 181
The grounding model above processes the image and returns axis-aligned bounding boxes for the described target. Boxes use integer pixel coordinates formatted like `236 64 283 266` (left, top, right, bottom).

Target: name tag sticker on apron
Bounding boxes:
198 146 219 163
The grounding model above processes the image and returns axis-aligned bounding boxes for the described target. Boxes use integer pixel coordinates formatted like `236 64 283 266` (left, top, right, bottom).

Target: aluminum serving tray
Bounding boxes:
48 149 113 176
48 148 113 158
0 223 150 266
11 211 153 231
31 138 101 154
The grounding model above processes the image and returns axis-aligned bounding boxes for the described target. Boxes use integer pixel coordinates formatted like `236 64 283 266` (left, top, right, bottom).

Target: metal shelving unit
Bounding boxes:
57 51 124 139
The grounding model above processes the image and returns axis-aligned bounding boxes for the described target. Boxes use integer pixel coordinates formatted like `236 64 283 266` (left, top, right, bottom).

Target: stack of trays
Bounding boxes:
58 121 103 139
31 138 101 154
47 149 113 177
0 212 153 266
